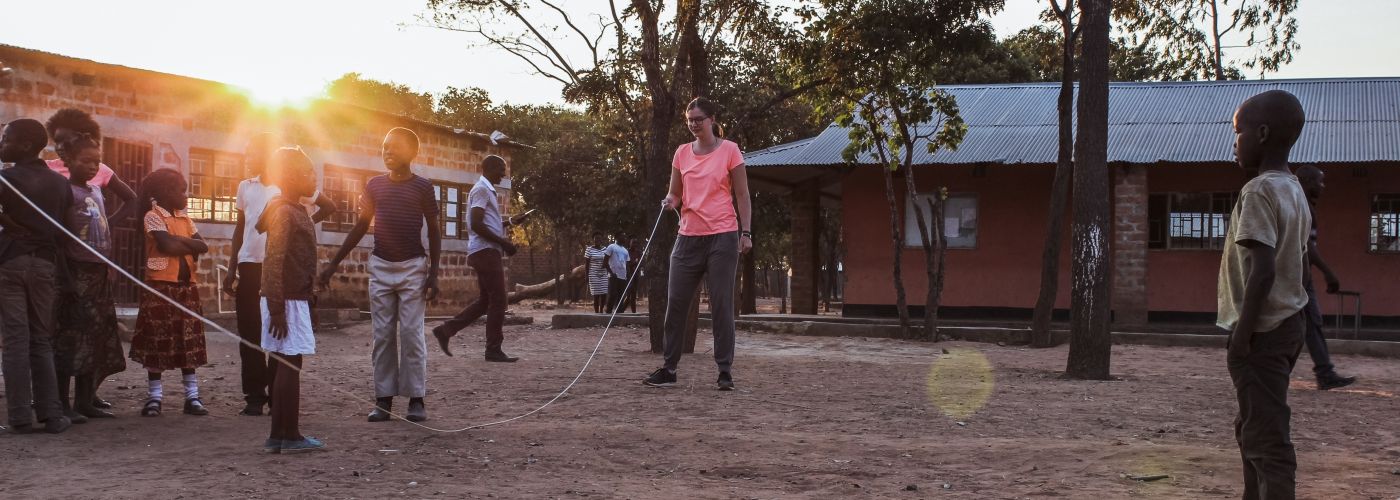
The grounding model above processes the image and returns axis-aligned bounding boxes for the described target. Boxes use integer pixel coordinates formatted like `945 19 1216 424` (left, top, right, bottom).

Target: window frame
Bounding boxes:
321 165 377 233
1369 193 1400 254
434 181 473 240
1148 191 1239 251
904 191 978 250
186 147 244 223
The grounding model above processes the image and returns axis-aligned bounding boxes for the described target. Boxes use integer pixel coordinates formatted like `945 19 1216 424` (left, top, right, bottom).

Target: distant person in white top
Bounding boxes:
432 155 532 362
222 134 336 417
604 233 631 312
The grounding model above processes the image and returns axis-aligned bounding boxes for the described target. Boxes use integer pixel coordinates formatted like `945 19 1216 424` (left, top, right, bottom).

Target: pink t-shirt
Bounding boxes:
47 158 116 187
673 140 744 236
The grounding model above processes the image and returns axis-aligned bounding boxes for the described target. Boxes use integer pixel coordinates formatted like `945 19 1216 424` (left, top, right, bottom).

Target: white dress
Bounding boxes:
261 298 316 356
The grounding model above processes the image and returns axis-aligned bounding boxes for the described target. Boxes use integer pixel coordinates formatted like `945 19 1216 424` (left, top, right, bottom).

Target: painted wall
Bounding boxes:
842 162 1400 319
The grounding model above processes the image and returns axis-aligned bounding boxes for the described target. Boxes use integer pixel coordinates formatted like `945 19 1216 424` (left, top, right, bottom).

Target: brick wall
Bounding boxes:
0 44 522 314
1112 164 1148 325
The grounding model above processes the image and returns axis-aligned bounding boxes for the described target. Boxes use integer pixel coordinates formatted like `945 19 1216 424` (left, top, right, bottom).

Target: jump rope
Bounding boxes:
0 170 674 433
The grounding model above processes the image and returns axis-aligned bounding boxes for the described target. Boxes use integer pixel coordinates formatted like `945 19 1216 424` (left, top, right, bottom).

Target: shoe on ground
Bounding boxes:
263 438 282 454
280 436 327 454
368 397 393 422
433 326 455 357
485 351 518 363
407 398 428 422
45 415 72 434
63 409 89 424
1317 373 1357 390
643 368 677 388
92 397 113 409
717 372 735 391
76 406 115 419
183 398 209 416
239 401 265 417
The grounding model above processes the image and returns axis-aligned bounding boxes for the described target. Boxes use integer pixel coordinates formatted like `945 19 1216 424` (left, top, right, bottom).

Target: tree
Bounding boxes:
424 0 817 351
1003 24 1183 81
794 0 995 340
1115 0 1299 80
1065 0 1113 380
1028 0 1080 348
326 73 437 120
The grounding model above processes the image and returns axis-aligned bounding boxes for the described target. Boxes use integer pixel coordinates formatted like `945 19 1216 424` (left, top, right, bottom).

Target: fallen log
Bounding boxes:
508 264 586 303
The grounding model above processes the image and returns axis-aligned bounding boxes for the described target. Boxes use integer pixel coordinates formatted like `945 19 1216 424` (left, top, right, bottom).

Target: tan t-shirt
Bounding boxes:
1217 170 1312 332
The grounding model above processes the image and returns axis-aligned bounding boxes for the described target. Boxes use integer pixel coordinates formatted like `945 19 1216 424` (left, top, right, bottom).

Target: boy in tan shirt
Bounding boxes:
1218 89 1311 500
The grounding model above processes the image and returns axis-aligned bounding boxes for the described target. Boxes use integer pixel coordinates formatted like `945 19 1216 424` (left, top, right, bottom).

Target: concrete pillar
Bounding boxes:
1112 164 1149 325
790 179 821 315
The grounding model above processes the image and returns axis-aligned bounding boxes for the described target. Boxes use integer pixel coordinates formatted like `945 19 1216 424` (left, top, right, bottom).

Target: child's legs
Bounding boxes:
395 258 428 398
23 259 62 421
270 354 303 440
0 261 36 425
369 257 403 398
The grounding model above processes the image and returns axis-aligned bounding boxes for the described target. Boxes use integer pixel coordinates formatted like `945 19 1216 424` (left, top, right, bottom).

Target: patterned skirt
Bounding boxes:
129 281 207 371
54 262 127 379
586 257 609 296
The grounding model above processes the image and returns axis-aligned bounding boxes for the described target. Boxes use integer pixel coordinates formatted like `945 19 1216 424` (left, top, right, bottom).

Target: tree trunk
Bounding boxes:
901 165 937 341
508 265 586 303
882 165 912 338
1031 9 1078 348
1209 0 1226 80
927 196 948 341
1066 0 1114 380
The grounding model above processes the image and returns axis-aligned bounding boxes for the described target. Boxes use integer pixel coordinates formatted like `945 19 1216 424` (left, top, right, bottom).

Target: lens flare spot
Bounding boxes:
926 347 995 420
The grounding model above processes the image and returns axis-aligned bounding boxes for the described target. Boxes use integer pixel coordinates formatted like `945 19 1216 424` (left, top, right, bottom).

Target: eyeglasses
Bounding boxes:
685 115 710 125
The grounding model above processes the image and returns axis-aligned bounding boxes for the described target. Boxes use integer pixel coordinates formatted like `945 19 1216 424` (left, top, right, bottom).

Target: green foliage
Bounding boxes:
1003 24 1186 81
1115 0 1299 80
326 73 437 121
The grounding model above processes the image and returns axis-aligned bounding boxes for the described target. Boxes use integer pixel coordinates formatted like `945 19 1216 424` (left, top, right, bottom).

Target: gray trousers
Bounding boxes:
662 231 739 373
0 255 62 426
368 255 428 398
1228 313 1305 500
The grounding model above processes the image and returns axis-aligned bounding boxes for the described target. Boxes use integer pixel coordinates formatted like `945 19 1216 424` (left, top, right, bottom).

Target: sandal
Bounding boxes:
183 398 209 416
141 399 162 417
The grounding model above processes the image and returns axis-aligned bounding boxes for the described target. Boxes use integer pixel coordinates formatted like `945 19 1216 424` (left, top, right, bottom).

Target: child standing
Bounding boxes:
585 232 609 313
320 127 441 423
259 148 325 453
1219 90 1311 499
129 168 210 417
53 132 125 422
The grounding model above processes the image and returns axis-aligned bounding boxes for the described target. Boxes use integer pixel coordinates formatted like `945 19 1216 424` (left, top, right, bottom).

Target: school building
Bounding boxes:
0 44 529 314
745 78 1400 327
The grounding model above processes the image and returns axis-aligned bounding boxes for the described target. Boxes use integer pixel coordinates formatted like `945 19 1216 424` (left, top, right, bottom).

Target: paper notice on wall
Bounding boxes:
945 217 960 238
961 208 977 228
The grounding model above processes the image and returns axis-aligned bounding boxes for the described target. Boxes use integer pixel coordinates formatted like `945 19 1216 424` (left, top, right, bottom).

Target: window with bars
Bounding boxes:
1148 192 1238 250
322 166 373 233
1370 194 1400 253
187 148 243 222
435 182 471 239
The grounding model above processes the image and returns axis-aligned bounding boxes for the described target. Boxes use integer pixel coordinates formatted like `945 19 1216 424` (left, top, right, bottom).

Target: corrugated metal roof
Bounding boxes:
745 78 1400 167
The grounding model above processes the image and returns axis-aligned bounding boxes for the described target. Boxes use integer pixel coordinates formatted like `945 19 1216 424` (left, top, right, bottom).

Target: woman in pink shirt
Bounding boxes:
643 97 752 391
45 109 137 221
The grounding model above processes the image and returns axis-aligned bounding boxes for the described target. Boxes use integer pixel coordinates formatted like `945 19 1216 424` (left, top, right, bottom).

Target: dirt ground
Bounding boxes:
2 308 1397 499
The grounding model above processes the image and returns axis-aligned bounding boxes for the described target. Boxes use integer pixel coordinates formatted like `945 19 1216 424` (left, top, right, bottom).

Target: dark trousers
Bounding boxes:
1301 288 1335 377
1228 312 1305 500
0 256 62 426
662 231 739 372
237 262 273 405
608 276 629 312
442 249 506 354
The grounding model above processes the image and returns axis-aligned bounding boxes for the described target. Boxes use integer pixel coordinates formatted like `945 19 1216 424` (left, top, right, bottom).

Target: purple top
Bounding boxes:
361 174 436 262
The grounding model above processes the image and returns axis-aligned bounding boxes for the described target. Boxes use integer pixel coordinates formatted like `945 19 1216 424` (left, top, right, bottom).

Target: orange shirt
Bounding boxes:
144 206 200 283
672 140 744 236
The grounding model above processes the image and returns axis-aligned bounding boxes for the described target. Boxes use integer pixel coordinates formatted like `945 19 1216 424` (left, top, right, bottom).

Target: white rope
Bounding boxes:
0 169 669 433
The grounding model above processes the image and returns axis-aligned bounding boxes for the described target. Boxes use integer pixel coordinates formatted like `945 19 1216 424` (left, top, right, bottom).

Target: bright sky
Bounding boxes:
2 0 1397 107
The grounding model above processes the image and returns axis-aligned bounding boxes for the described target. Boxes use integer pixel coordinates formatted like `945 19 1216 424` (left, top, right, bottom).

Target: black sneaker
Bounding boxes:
368 397 393 422
717 372 735 391
1317 374 1357 391
643 368 677 387
406 398 428 422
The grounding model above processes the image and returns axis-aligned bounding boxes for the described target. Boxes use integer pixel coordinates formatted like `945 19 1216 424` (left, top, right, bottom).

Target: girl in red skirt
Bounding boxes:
128 168 210 417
